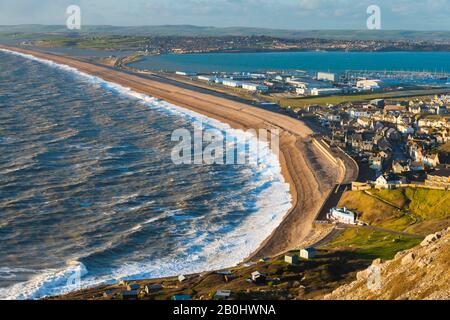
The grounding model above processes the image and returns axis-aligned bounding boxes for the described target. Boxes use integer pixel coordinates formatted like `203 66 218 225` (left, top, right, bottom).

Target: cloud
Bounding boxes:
0 0 448 30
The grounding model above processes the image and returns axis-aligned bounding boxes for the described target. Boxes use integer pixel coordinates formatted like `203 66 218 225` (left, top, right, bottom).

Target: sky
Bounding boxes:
0 0 449 30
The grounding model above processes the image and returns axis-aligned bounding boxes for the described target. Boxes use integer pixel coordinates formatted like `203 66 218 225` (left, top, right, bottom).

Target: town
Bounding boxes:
27 34 450 54
166 68 450 191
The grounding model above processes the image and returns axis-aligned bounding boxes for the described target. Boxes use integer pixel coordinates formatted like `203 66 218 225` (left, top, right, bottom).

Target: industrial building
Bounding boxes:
317 72 338 82
222 79 241 88
310 88 343 96
357 79 382 90
197 75 217 82
241 83 269 92
175 71 197 76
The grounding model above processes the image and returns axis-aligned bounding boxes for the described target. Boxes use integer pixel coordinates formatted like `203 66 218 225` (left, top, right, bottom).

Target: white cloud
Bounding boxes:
0 0 448 30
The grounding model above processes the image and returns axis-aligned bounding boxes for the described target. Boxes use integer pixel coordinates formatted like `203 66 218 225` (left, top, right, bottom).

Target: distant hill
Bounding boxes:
1 25 449 41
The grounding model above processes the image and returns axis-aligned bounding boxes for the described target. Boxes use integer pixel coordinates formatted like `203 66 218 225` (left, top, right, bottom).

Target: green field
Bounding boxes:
266 92 445 109
321 228 421 260
338 188 450 235
32 36 145 50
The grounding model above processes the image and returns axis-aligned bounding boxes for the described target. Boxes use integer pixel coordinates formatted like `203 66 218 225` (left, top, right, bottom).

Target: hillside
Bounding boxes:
338 188 450 235
322 227 450 300
1 25 450 41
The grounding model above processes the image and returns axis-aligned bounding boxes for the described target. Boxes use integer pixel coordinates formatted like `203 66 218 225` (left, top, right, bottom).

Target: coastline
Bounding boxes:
0 45 344 289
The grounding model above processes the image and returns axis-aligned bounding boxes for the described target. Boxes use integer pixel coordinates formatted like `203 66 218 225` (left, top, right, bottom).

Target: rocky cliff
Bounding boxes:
323 228 450 300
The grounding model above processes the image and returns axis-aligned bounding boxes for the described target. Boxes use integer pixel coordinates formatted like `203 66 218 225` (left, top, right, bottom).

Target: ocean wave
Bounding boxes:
0 48 292 300
0 261 87 300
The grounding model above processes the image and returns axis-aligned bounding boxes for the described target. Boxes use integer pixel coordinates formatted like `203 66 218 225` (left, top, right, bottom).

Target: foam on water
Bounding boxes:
0 49 292 300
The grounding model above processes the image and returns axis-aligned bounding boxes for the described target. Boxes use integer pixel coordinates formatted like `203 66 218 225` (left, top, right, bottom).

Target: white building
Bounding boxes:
317 72 337 82
310 88 342 96
397 124 415 135
357 79 382 90
299 248 316 260
327 207 356 224
197 75 216 82
222 79 241 88
241 83 269 92
348 109 371 119
176 71 197 76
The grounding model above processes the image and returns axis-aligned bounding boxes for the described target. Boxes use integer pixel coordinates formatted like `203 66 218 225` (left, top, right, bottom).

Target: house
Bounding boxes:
369 156 383 171
103 290 116 299
251 271 266 284
374 174 388 188
384 104 406 112
397 124 415 135
126 284 140 291
144 284 163 294
348 109 371 119
425 169 450 187
392 161 410 174
214 290 232 300
357 117 371 128
178 275 186 283
371 99 385 108
423 154 440 168
299 248 316 260
410 161 425 171
409 105 422 114
327 207 356 224
284 254 299 265
374 173 405 189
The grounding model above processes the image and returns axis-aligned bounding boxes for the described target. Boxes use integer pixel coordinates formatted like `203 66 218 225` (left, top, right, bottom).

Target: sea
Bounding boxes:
129 51 450 73
0 49 292 299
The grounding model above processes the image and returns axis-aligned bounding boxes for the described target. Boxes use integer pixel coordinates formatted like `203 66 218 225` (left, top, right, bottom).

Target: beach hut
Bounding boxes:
144 284 163 294
300 248 316 260
284 254 299 265
102 290 115 298
251 271 266 284
126 283 140 291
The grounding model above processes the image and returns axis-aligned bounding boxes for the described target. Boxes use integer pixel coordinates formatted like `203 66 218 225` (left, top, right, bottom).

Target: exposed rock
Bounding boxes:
421 233 441 247
322 228 450 300
401 252 416 265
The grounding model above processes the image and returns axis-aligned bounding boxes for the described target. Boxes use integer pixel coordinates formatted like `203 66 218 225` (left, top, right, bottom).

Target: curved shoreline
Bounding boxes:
0 45 342 289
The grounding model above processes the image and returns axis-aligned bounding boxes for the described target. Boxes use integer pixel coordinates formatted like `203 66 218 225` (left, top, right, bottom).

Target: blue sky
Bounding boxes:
0 0 449 30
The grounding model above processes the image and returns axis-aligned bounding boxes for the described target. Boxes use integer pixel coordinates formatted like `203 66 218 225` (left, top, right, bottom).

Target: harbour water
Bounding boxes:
129 51 450 73
0 50 291 299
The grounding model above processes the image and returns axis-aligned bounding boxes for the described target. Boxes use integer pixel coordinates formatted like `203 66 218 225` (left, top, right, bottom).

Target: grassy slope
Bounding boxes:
267 93 446 109
338 188 450 234
321 228 421 261
321 188 450 265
